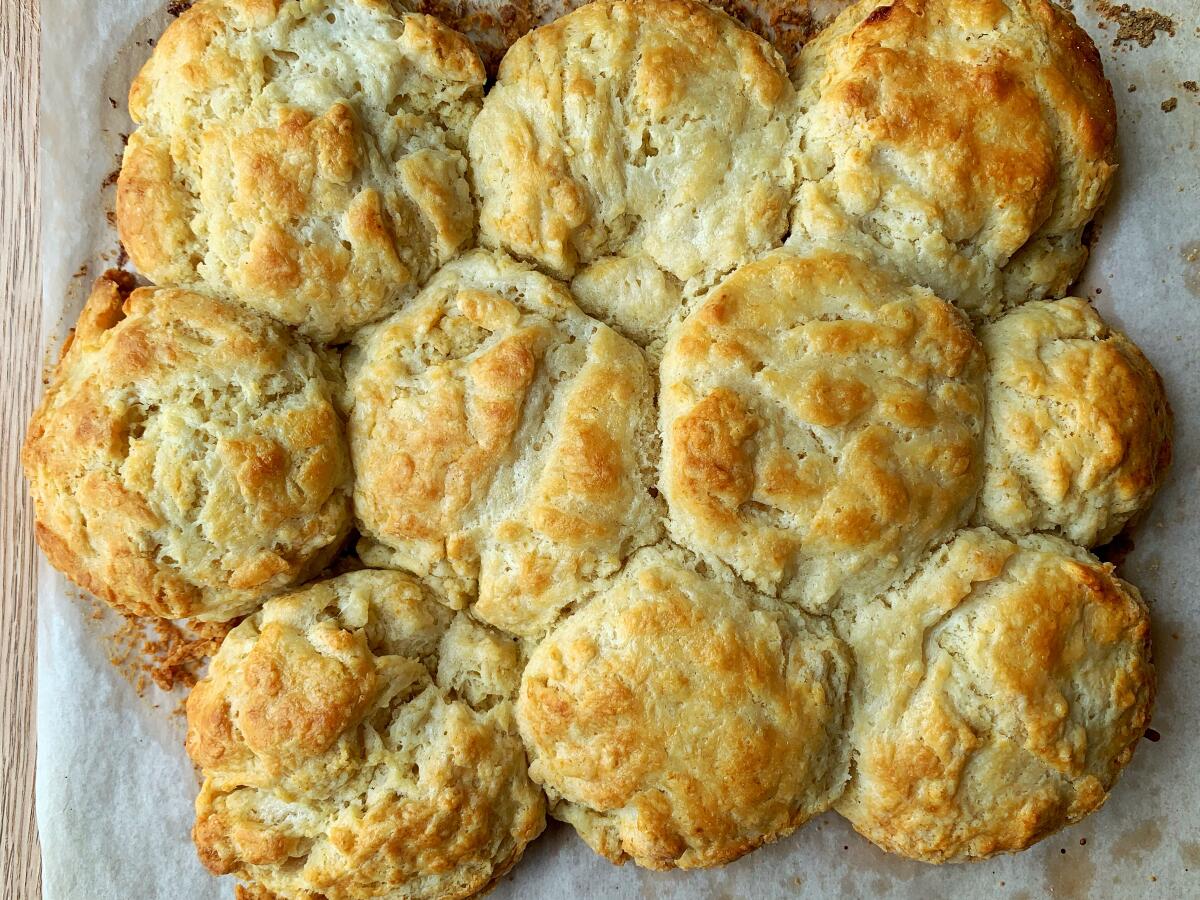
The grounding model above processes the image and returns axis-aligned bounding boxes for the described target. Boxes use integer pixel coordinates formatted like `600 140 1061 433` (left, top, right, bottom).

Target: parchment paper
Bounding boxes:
36 1 1200 896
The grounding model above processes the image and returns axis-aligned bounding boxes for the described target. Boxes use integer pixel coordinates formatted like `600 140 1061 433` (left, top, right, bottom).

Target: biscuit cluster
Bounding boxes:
23 0 1172 896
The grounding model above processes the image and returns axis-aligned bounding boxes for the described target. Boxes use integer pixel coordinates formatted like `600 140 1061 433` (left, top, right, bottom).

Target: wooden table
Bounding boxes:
1 2 42 897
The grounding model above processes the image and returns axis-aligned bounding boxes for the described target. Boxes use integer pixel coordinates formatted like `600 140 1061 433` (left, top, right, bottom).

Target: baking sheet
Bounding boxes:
35 1 1200 896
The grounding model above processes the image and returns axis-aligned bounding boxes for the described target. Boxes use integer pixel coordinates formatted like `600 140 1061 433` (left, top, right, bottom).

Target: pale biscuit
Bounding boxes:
118 0 485 341
660 246 985 613
187 569 545 898
975 297 1172 547
518 545 851 870
345 249 662 637
22 272 351 621
836 528 1154 863
469 0 796 325
570 254 684 353
791 0 1117 318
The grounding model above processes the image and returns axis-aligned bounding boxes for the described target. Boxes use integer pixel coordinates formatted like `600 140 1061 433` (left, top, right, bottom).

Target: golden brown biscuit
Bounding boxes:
836 527 1155 863
518 545 851 869
118 0 485 341
22 272 351 621
469 0 796 318
975 297 1172 546
791 0 1117 318
345 249 662 637
659 246 985 613
187 569 545 898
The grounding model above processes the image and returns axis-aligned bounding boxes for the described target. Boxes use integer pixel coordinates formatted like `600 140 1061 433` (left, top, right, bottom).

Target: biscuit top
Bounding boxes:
570 254 685 353
187 569 545 898
836 528 1154 863
976 297 1172 546
469 0 795 306
118 0 485 341
22 272 352 621
792 0 1117 318
660 246 985 613
518 546 851 870
346 249 662 637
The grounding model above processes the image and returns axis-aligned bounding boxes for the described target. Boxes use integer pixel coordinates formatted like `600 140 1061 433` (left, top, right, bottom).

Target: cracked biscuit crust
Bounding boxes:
518 546 851 870
791 0 1117 318
469 0 796 316
117 0 485 341
974 297 1172 547
835 527 1154 863
22 272 352 621
660 246 985 613
187 569 545 899
346 249 662 638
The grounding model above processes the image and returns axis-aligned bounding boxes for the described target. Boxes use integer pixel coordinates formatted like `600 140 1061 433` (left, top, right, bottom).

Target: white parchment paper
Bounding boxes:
37 1 1200 897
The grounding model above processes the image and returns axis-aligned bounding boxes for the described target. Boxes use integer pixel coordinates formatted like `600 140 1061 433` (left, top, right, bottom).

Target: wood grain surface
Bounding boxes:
1 1 42 898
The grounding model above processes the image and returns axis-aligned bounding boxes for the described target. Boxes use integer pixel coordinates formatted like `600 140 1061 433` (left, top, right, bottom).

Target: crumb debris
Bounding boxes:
1183 81 1199 93
410 0 534 77
167 0 194 14
707 0 824 71
1161 97 1178 112
108 615 234 698
1093 2 1177 48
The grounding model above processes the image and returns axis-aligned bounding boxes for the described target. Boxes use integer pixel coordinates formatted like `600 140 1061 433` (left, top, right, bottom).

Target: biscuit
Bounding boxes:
791 0 1117 318
22 272 352 621
659 246 985 613
835 527 1155 863
974 297 1172 547
117 0 485 341
517 545 851 869
469 0 796 318
186 569 545 898
570 254 684 353
345 249 662 637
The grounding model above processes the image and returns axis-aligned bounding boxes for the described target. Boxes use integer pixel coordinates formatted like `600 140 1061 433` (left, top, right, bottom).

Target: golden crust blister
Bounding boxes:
24 0 1179 890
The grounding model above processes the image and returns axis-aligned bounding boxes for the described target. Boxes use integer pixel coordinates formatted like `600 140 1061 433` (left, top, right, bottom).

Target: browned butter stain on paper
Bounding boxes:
1111 818 1165 863
1042 840 1097 898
